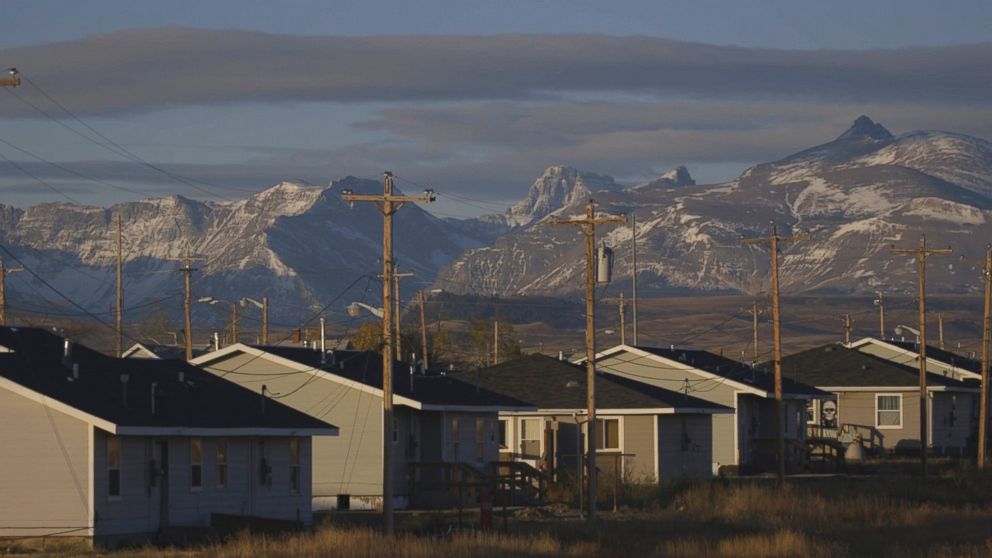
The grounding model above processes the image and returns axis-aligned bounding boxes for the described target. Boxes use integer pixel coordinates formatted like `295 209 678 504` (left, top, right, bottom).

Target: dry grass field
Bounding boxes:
11 474 992 558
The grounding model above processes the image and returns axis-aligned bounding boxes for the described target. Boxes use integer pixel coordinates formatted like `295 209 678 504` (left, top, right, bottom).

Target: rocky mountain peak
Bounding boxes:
836 115 894 142
659 165 695 186
503 165 620 229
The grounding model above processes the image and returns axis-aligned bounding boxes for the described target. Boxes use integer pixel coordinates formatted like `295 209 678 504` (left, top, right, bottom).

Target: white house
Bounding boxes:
0 327 337 548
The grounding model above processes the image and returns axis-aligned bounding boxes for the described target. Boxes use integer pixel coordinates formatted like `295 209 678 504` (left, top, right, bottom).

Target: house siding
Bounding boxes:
93 432 313 537
658 415 712 480
598 353 741 468
622 415 655 482
931 392 975 455
0 388 91 538
200 352 382 504
835 391 921 451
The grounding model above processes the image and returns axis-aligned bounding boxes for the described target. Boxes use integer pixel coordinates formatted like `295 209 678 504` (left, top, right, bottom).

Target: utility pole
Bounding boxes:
230 302 238 345
842 314 852 345
741 221 808 483
0 256 24 325
170 248 207 360
618 292 626 346
493 319 500 365
0 68 20 88
938 314 945 350
962 247 991 469
630 213 638 346
741 301 767 362
874 292 886 339
115 214 124 357
341 172 434 536
891 235 951 483
418 290 429 371
391 268 414 362
261 297 268 345
551 199 625 520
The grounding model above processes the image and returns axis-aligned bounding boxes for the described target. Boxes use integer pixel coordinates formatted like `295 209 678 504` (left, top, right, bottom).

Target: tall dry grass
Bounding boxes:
14 477 992 558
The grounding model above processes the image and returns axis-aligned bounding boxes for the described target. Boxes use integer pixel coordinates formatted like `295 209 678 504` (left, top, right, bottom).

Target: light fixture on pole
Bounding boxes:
198 296 238 346
240 297 269 345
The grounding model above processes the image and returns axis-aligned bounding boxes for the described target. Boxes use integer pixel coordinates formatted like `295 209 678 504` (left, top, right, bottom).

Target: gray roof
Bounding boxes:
454 354 731 413
780 344 979 389
0 327 337 432
634 345 830 397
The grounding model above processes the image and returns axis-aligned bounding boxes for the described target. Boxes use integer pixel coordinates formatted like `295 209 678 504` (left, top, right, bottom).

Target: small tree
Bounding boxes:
351 321 383 352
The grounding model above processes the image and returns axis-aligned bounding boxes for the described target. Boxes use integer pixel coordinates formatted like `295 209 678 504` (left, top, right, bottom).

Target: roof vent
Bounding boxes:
558 351 564 361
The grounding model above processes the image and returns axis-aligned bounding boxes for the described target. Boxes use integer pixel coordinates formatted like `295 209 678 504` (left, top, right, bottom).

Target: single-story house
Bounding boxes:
454 354 733 483
847 337 982 381
592 344 832 474
122 342 207 360
780 344 979 455
192 344 532 511
0 326 337 547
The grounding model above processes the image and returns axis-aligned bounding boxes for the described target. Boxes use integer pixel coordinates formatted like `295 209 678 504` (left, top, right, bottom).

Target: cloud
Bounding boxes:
1 27 990 117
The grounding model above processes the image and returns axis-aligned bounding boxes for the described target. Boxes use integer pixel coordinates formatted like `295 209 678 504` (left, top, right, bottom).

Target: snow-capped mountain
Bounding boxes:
0 179 485 325
435 117 992 297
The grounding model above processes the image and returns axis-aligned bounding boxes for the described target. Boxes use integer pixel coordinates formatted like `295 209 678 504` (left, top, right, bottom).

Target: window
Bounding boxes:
475 417 485 462
215 440 227 489
595 418 620 451
805 400 818 424
107 435 121 499
451 418 461 462
519 418 541 458
497 419 508 449
876 394 902 428
289 439 301 493
190 438 202 491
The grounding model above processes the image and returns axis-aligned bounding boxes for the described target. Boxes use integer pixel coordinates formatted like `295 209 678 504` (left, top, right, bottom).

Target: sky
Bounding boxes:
1 0 991 218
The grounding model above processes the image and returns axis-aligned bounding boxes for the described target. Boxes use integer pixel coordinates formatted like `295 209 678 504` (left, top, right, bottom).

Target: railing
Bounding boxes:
407 461 491 509
493 460 546 504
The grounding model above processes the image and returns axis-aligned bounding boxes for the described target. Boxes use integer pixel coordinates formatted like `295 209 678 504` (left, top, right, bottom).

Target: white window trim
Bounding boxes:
596 416 623 452
875 393 903 430
805 399 819 425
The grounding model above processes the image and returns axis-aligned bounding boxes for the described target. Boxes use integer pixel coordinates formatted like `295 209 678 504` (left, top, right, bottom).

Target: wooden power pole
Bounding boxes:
115 214 124 357
418 290 429 371
341 171 434 535
170 248 207 360
938 314 945 350
551 199 624 520
962 247 991 469
741 221 808 483
741 301 767 362
891 235 951 482
391 267 414 362
0 256 24 325
618 292 626 346
874 292 886 339
842 314 852 345
630 214 638 346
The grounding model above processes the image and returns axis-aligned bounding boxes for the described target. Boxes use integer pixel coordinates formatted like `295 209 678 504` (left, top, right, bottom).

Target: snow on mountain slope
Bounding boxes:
435 117 992 297
0 179 483 325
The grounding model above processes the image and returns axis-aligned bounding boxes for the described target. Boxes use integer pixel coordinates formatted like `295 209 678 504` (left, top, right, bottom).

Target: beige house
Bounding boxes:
0 327 337 547
781 344 978 455
593 345 831 474
192 344 531 510
455 354 733 483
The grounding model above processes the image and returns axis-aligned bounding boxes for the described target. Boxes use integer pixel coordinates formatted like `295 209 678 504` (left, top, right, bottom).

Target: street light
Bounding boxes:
347 301 384 319
240 296 269 345
895 324 921 343
198 296 238 346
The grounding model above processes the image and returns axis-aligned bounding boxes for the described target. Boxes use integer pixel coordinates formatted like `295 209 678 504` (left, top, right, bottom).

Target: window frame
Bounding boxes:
595 417 621 451
497 418 509 450
107 435 121 500
190 438 203 492
875 393 903 429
